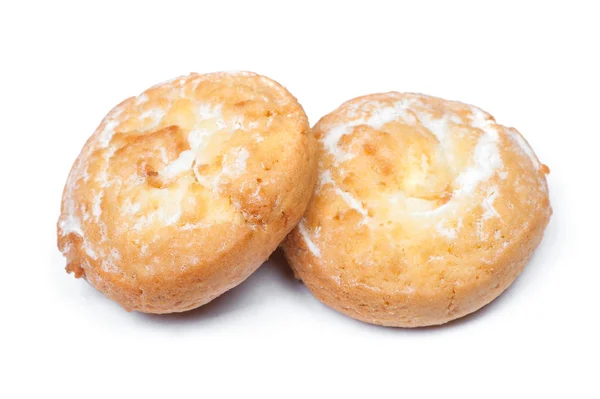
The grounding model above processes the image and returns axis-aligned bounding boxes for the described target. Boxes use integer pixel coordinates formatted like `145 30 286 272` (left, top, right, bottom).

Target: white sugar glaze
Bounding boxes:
299 93 546 257
58 75 257 263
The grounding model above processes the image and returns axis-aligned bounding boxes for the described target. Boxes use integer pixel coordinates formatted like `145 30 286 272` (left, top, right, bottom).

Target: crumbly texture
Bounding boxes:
282 92 551 327
57 72 317 313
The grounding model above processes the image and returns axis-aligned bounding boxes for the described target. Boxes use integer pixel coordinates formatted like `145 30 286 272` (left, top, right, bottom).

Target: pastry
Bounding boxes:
57 71 317 313
282 92 551 327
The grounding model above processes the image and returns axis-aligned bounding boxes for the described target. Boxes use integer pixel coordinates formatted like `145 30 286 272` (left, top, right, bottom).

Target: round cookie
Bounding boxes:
57 71 317 313
282 92 551 327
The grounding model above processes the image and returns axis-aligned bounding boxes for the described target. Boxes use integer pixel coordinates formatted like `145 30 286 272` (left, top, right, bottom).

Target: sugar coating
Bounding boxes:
58 75 258 264
159 150 195 181
509 128 541 169
318 170 368 219
436 221 458 239
58 198 83 237
298 220 321 258
321 95 503 200
302 92 547 256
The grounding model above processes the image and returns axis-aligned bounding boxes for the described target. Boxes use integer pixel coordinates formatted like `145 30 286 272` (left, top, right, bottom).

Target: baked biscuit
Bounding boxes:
283 92 551 327
57 72 317 313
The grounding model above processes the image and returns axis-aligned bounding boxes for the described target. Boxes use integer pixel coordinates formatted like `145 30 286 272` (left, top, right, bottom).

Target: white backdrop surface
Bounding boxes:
1 1 598 397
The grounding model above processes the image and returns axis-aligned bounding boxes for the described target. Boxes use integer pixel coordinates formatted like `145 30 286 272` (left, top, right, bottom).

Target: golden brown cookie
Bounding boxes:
57 72 317 313
282 92 551 327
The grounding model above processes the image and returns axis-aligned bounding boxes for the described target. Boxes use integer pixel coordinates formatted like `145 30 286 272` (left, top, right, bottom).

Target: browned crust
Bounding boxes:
57 72 317 313
283 207 549 327
282 92 551 327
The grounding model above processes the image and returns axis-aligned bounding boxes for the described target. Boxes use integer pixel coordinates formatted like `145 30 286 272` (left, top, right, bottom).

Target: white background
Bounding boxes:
2 1 598 397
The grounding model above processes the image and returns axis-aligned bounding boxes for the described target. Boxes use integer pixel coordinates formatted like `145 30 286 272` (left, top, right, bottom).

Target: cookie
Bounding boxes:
57 72 317 313
282 92 551 327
